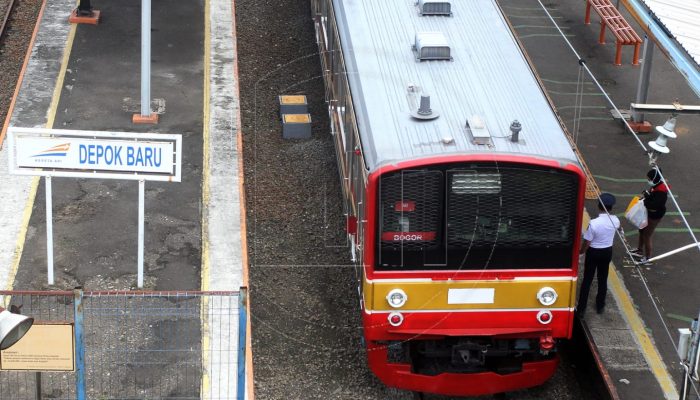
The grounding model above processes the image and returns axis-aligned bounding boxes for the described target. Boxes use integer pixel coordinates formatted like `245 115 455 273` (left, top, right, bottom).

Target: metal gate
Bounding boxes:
0 289 246 400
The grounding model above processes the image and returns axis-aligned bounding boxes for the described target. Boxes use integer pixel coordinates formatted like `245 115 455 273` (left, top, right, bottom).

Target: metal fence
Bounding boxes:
0 289 246 400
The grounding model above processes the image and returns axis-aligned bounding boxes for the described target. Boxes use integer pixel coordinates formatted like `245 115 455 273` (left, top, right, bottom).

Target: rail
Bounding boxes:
0 0 16 42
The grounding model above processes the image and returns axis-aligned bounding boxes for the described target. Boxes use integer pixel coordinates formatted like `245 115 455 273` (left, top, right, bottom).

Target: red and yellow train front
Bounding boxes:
360 157 585 397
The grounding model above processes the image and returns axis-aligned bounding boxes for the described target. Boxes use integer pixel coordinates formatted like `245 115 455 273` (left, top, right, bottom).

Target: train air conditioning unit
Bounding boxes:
413 32 452 61
418 0 452 16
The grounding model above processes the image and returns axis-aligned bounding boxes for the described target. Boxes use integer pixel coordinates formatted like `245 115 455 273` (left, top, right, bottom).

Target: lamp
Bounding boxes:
649 116 677 154
648 116 677 165
0 307 34 350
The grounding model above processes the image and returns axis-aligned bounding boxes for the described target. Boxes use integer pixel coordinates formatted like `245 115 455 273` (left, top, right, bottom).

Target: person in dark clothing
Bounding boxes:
631 168 668 265
578 193 620 317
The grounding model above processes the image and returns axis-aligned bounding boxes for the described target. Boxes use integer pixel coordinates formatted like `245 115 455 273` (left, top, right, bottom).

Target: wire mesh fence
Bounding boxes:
0 290 244 400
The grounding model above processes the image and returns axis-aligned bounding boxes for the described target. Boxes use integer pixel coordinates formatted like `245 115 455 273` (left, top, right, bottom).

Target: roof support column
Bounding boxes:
133 0 158 124
633 37 655 123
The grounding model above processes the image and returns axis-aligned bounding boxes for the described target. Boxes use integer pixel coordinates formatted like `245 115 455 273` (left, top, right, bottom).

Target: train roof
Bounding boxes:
332 0 581 171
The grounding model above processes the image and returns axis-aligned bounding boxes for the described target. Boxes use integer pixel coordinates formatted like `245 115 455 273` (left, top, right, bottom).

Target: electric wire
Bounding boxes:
534 0 700 395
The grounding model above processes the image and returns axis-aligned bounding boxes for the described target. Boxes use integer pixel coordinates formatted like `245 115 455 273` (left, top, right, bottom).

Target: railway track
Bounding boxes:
236 0 611 397
0 0 16 42
0 0 42 138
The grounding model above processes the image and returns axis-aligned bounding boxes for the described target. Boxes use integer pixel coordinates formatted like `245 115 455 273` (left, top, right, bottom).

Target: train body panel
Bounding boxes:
363 278 576 313
366 344 559 397
363 308 574 340
311 0 586 395
324 0 579 170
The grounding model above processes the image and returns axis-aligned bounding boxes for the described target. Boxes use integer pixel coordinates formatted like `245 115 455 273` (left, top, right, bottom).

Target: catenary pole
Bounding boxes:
140 0 151 117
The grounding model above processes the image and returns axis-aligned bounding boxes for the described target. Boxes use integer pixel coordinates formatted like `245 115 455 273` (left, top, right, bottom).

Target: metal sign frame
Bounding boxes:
6 127 182 288
7 127 182 182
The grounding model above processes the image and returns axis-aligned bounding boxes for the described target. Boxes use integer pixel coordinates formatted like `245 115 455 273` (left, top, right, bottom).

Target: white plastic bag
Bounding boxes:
625 196 648 229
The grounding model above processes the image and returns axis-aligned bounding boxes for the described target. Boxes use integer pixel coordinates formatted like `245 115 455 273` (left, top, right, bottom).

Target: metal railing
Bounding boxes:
0 289 246 400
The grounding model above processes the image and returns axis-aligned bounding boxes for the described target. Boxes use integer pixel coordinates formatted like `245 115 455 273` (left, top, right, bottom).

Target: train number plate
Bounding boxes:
447 288 495 304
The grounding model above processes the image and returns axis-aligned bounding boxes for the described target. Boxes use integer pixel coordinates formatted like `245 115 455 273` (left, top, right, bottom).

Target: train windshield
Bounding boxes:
376 163 580 270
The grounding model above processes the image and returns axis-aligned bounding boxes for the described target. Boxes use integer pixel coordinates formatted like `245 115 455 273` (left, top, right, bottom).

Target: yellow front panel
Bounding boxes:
364 278 575 311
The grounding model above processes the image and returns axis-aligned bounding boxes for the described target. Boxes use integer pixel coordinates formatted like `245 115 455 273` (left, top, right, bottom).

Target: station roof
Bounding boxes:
623 0 700 96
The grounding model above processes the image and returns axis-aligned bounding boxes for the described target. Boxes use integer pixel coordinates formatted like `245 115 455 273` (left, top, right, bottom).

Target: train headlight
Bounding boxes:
537 287 558 306
386 289 408 308
388 312 404 327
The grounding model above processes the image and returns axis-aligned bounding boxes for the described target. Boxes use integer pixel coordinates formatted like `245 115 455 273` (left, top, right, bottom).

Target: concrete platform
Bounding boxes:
0 0 249 397
500 0 700 398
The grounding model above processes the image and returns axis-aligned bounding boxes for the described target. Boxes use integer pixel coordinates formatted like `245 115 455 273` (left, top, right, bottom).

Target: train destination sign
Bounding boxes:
7 127 182 182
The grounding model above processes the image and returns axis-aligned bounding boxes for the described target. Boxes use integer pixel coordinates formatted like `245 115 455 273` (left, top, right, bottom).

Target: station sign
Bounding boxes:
0 323 75 371
7 127 181 182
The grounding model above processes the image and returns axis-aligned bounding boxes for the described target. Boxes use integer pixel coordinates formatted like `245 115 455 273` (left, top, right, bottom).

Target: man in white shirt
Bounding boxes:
577 192 620 317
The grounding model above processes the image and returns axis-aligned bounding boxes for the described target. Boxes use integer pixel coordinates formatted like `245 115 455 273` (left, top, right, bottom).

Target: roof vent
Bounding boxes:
510 120 522 142
418 0 452 16
411 95 439 120
465 115 492 145
413 32 452 61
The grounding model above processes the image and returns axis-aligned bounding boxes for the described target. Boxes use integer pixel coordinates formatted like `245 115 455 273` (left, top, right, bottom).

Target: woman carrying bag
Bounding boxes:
631 168 668 265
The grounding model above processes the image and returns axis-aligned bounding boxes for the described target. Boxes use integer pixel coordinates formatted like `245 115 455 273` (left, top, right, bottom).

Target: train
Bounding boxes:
311 0 585 396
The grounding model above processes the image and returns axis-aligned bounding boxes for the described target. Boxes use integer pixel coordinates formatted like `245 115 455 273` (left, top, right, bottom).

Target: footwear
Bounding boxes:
639 257 654 266
629 248 643 258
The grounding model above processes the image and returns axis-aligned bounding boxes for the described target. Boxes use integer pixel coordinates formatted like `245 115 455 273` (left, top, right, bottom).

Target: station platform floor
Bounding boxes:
500 0 700 399
0 0 250 397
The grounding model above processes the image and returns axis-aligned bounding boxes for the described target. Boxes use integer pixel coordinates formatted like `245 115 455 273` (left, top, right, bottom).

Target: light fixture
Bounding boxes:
536 287 558 306
648 116 677 163
536 310 553 325
0 307 34 350
451 172 501 194
386 289 408 308
388 312 404 327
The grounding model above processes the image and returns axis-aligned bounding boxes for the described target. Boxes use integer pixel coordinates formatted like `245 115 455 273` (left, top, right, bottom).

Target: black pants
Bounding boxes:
578 247 612 313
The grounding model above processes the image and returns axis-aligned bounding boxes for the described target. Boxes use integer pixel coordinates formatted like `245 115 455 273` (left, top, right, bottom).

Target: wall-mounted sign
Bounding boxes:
0 323 75 371
7 127 181 182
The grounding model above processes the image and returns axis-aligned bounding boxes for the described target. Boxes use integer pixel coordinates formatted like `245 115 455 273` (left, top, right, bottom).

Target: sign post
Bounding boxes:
7 128 182 288
133 0 157 124
142 0 151 117
138 179 145 288
46 176 54 285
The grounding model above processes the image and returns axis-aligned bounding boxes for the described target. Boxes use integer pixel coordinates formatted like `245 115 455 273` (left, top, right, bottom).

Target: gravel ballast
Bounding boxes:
0 0 42 132
234 1 595 399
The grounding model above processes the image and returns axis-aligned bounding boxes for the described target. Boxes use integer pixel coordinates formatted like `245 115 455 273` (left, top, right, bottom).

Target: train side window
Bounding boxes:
328 13 336 70
320 2 328 47
344 98 354 164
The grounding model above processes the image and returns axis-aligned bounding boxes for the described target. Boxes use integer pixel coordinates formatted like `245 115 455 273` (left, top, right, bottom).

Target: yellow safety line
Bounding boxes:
200 0 212 397
227 0 254 394
608 270 678 398
46 26 76 130
4 179 38 293
5 17 78 293
583 211 678 399
200 0 211 294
